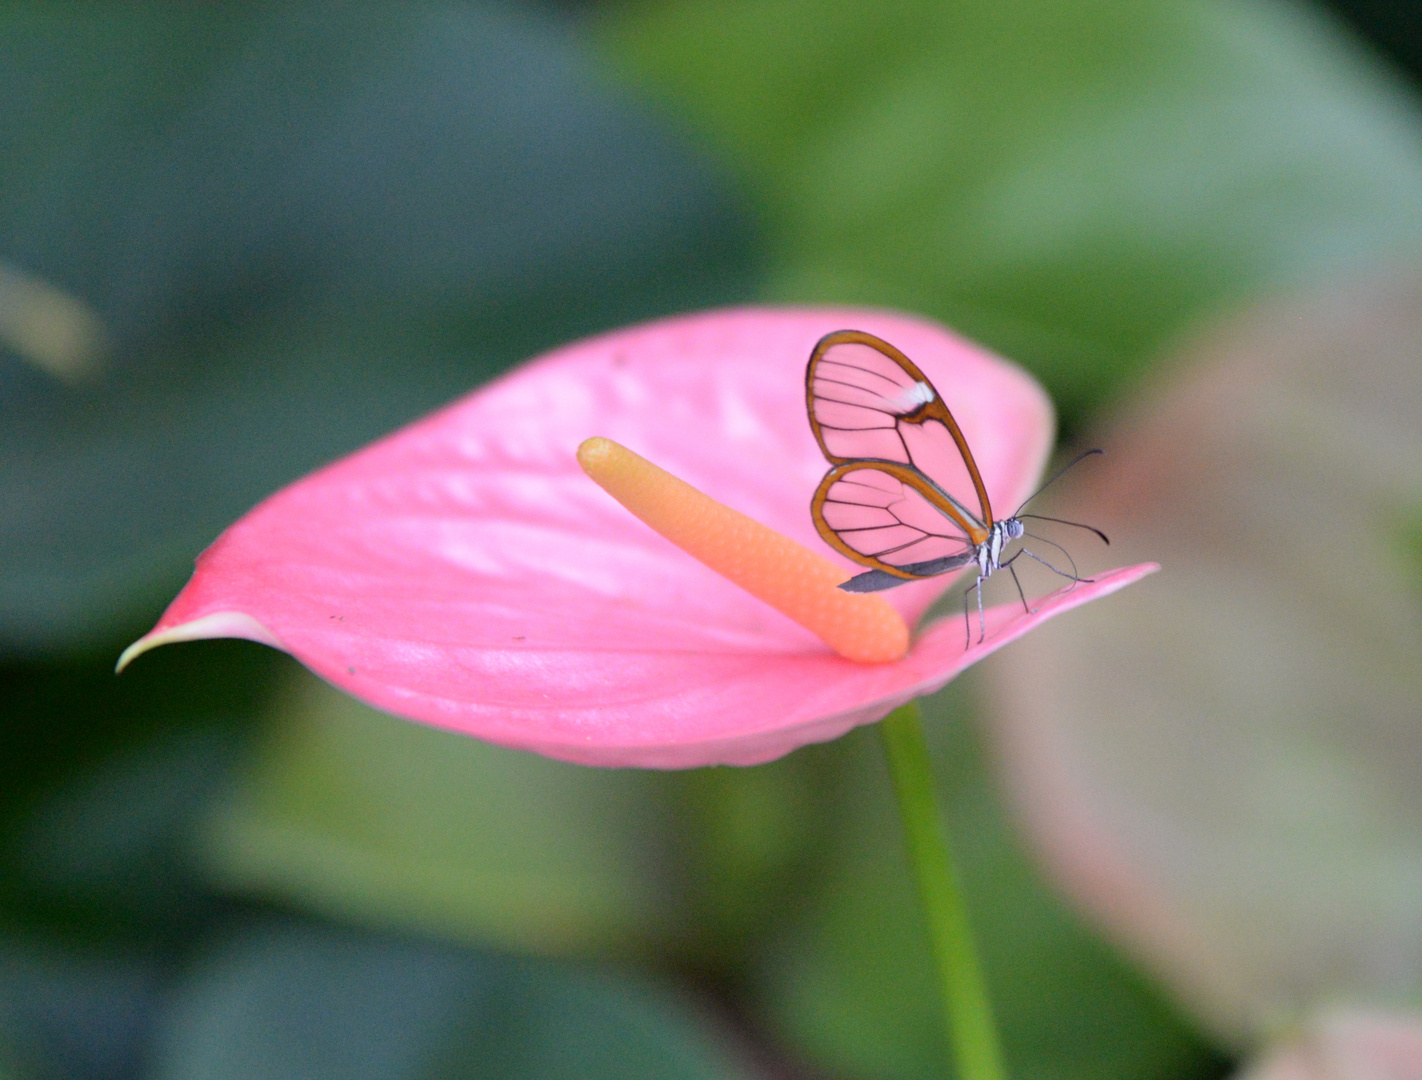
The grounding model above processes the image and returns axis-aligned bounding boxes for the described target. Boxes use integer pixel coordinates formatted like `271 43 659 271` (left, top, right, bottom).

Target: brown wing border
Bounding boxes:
805 329 996 529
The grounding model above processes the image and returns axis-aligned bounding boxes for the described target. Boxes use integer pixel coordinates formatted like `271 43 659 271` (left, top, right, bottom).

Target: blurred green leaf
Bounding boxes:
151 917 759 1080
201 668 852 972
670 753 830 965
6 725 240 935
203 673 688 956
0 643 282 1078
0 1 755 656
0 640 283 938
749 682 1226 1080
1318 0 1422 83
0 933 160 1080
1397 502 1422 604
601 0 1422 429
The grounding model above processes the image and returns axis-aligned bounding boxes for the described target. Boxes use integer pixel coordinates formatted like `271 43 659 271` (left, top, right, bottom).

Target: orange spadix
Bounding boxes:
577 437 909 664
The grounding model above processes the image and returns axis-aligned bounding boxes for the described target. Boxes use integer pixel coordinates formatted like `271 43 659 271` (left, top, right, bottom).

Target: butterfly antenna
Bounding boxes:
1018 514 1110 546
1013 448 1104 515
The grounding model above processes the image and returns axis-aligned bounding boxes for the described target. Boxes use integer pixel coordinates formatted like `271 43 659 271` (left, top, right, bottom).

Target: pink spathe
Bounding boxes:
119 308 1153 768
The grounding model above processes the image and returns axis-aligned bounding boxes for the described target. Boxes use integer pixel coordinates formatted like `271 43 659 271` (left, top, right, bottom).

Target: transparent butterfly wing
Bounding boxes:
806 330 995 583
812 462 977 585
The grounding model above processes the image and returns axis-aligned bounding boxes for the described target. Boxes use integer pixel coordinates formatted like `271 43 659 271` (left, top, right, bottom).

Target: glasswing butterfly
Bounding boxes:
805 329 1106 645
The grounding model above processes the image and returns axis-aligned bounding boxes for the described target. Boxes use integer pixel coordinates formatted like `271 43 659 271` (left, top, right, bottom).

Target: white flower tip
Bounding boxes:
115 611 283 673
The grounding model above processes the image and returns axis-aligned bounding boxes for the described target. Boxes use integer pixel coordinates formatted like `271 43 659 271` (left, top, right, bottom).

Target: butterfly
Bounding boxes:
805 329 1106 645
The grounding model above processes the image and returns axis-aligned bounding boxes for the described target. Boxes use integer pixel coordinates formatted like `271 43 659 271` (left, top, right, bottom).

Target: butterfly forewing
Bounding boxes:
807 331 995 580
807 340 923 464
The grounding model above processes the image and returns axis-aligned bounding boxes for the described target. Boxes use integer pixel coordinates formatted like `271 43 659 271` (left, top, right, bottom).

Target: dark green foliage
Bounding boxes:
0 1 756 656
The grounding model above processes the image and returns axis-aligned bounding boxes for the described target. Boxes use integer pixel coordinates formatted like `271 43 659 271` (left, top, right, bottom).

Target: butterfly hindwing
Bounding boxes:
812 460 979 582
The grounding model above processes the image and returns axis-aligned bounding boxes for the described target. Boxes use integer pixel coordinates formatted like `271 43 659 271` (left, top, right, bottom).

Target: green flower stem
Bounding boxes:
880 702 1007 1080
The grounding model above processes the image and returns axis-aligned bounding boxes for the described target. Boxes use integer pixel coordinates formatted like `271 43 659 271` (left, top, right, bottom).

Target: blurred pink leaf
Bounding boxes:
123 307 1151 767
1240 1010 1422 1080
984 272 1422 1040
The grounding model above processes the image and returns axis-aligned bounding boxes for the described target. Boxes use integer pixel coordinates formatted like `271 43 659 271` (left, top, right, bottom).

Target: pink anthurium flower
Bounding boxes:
119 308 1153 768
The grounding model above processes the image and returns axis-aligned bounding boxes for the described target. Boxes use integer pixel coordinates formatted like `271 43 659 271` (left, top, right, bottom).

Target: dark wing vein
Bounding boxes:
810 376 903 405
815 358 909 393
812 421 897 433
838 529 971 560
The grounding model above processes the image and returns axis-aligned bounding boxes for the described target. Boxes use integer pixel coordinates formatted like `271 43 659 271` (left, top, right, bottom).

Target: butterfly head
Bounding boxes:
978 516 1016 575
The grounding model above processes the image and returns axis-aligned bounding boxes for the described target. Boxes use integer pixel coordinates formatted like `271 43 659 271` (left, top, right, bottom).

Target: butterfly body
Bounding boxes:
976 515 1024 581
806 329 1096 644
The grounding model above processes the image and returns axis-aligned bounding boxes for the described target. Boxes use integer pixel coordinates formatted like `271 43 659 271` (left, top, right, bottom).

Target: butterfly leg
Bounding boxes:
1003 556 1031 616
961 578 984 649
976 573 988 644
1018 532 1093 585
1017 546 1091 586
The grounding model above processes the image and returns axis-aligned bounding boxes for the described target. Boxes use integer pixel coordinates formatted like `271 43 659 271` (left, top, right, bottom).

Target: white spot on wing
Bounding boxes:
888 380 935 413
